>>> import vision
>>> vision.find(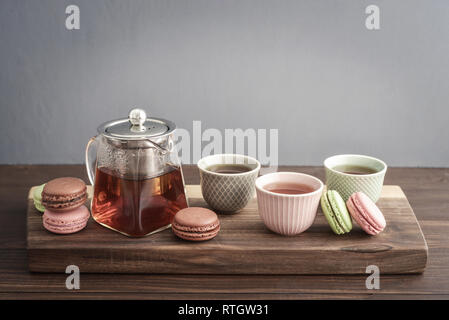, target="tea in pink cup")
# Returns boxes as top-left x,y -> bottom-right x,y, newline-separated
255,172 -> 324,236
